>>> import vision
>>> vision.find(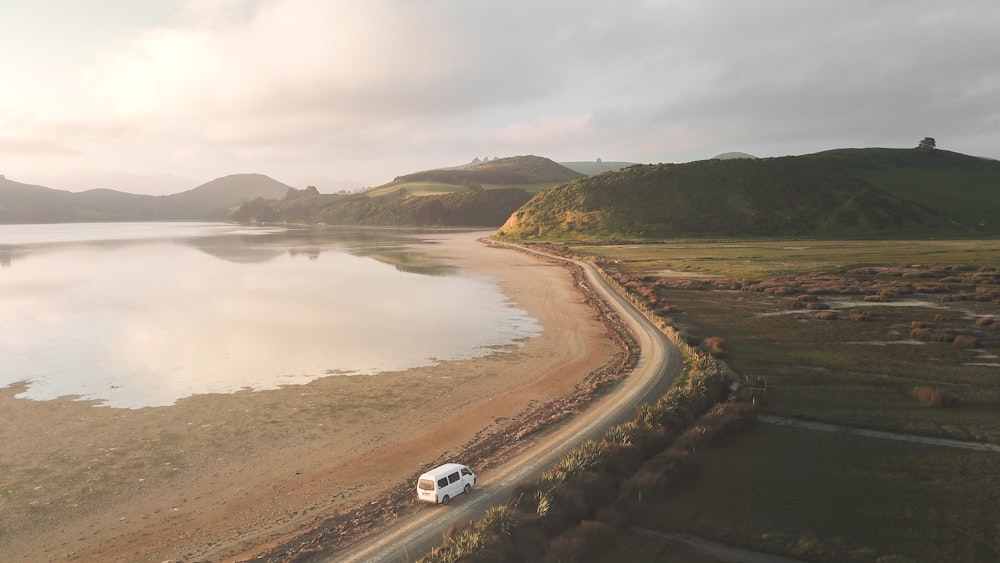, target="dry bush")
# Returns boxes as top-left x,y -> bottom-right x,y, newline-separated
777,298 -> 805,309
976,289 -> 1000,302
679,403 -> 755,451
911,328 -> 956,343
764,285 -> 798,296
864,294 -> 891,302
813,311 -> 838,321
934,313 -> 947,321
975,317 -> 996,328
700,336 -> 726,357
848,309 -> 875,321
543,520 -> 613,563
805,302 -> 830,310
911,321 -> 934,329
952,334 -> 979,348
619,448 -> 697,503
912,386 -> 958,407
796,294 -> 819,303
595,507 -> 628,531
